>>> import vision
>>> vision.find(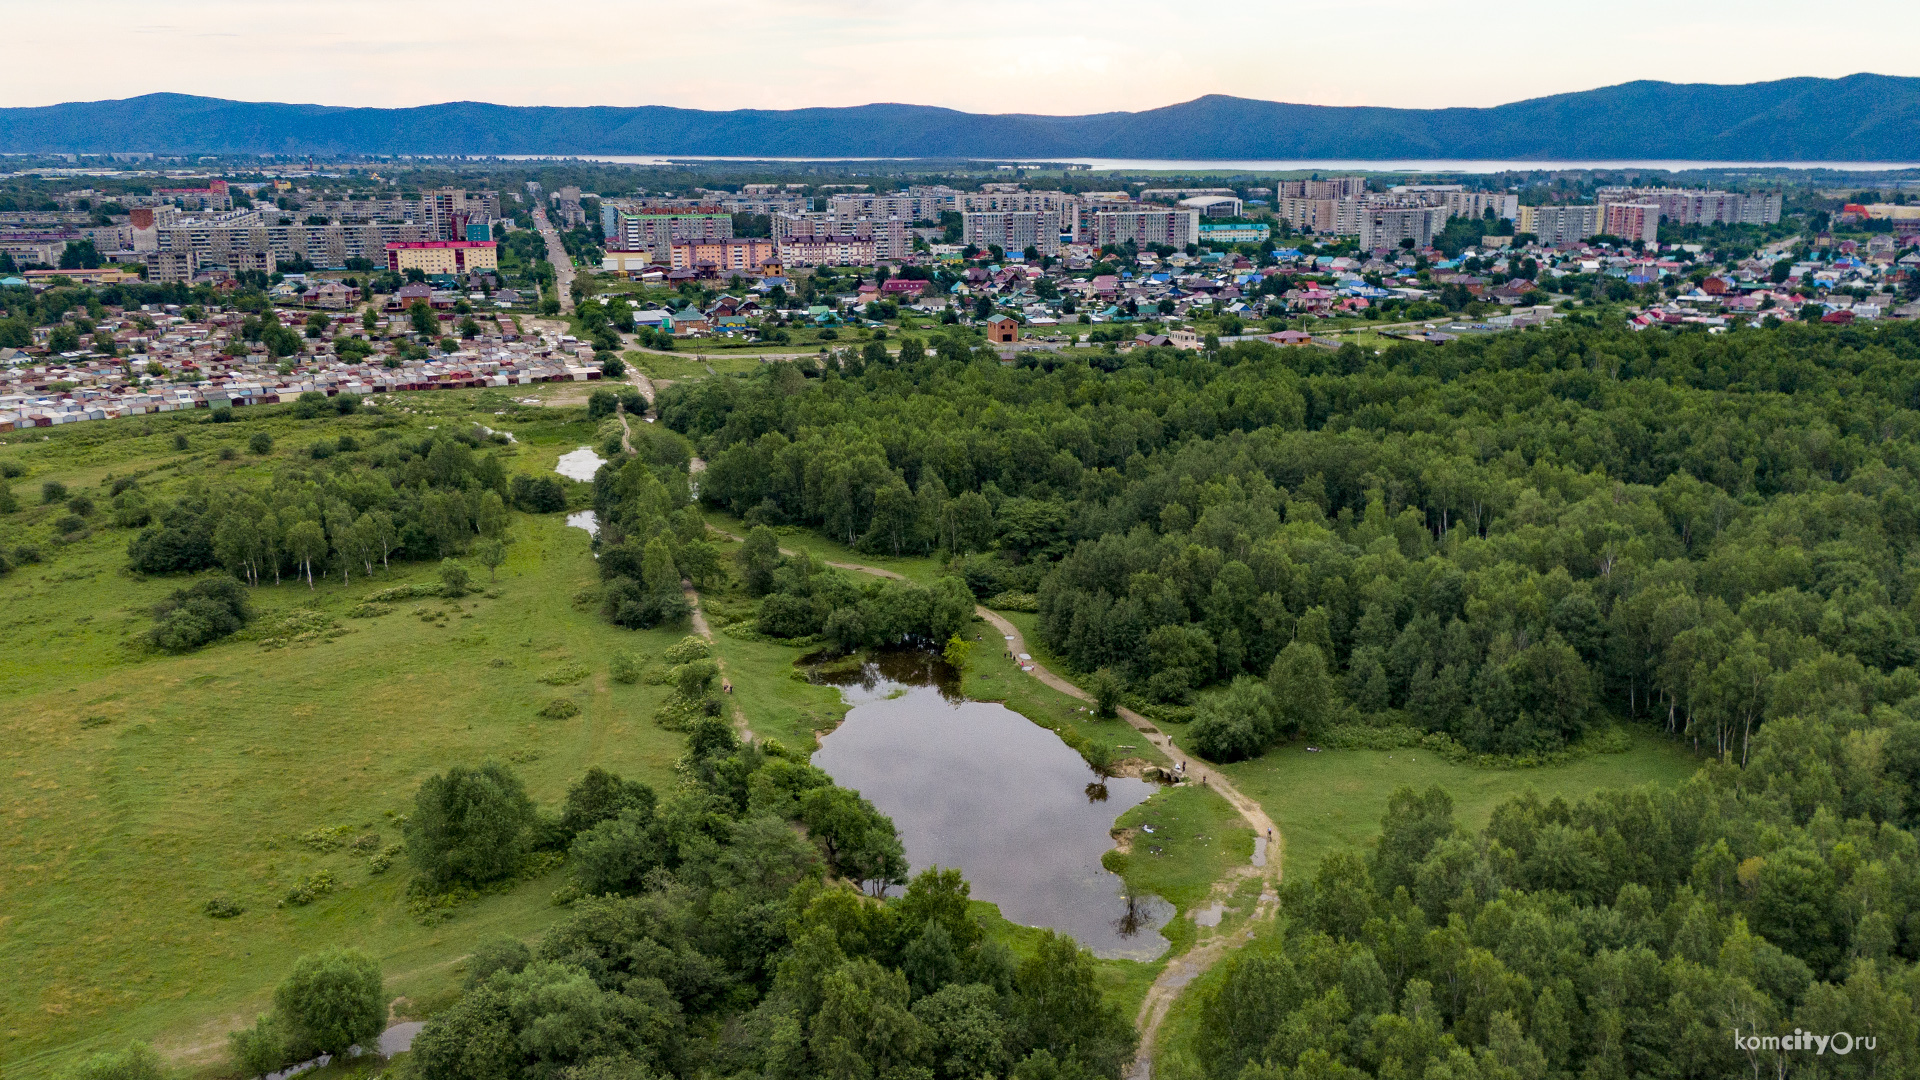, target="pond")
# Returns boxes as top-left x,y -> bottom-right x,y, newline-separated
810,652 -> 1174,960
566,510 -> 599,537
554,445 -> 606,481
